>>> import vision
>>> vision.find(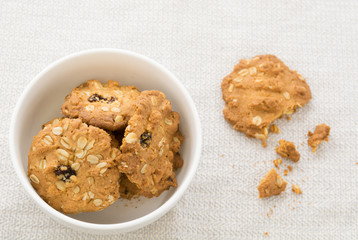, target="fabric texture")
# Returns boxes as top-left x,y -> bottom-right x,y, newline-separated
1,0 -> 357,239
